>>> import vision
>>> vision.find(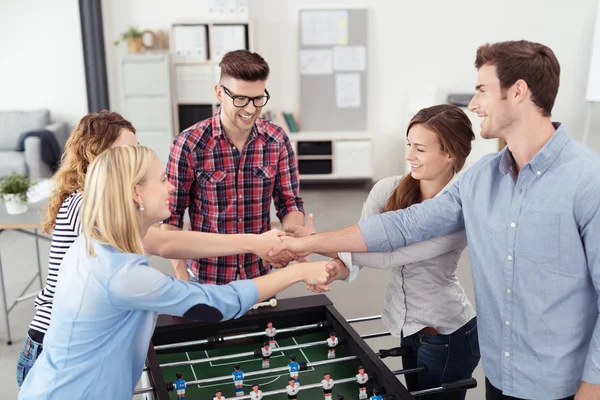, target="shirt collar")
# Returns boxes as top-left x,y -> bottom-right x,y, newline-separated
211,107 -> 262,141
499,122 -> 569,177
